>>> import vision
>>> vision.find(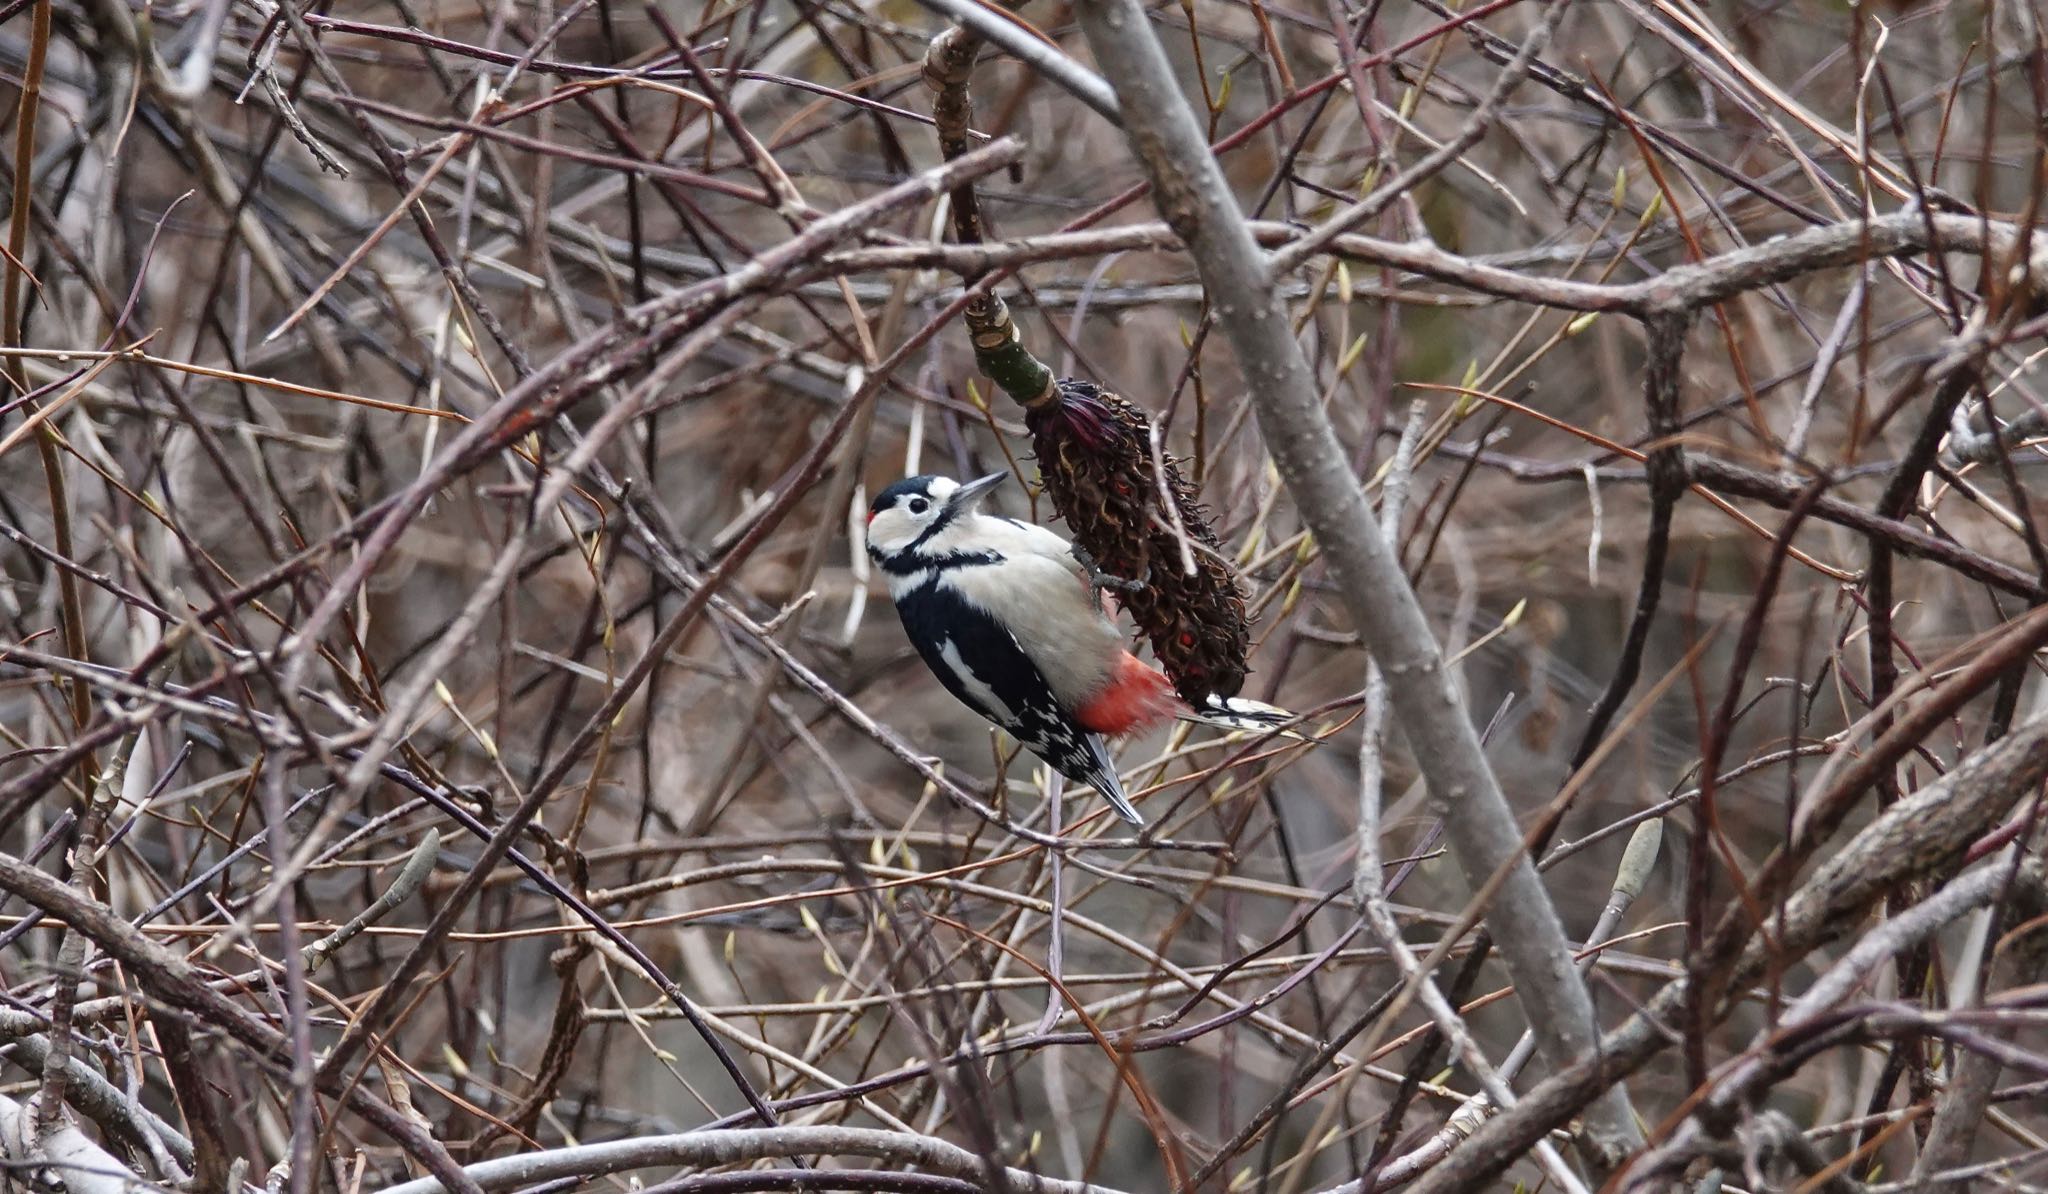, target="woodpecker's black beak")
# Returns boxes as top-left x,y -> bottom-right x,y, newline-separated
949,472 -> 1006,510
